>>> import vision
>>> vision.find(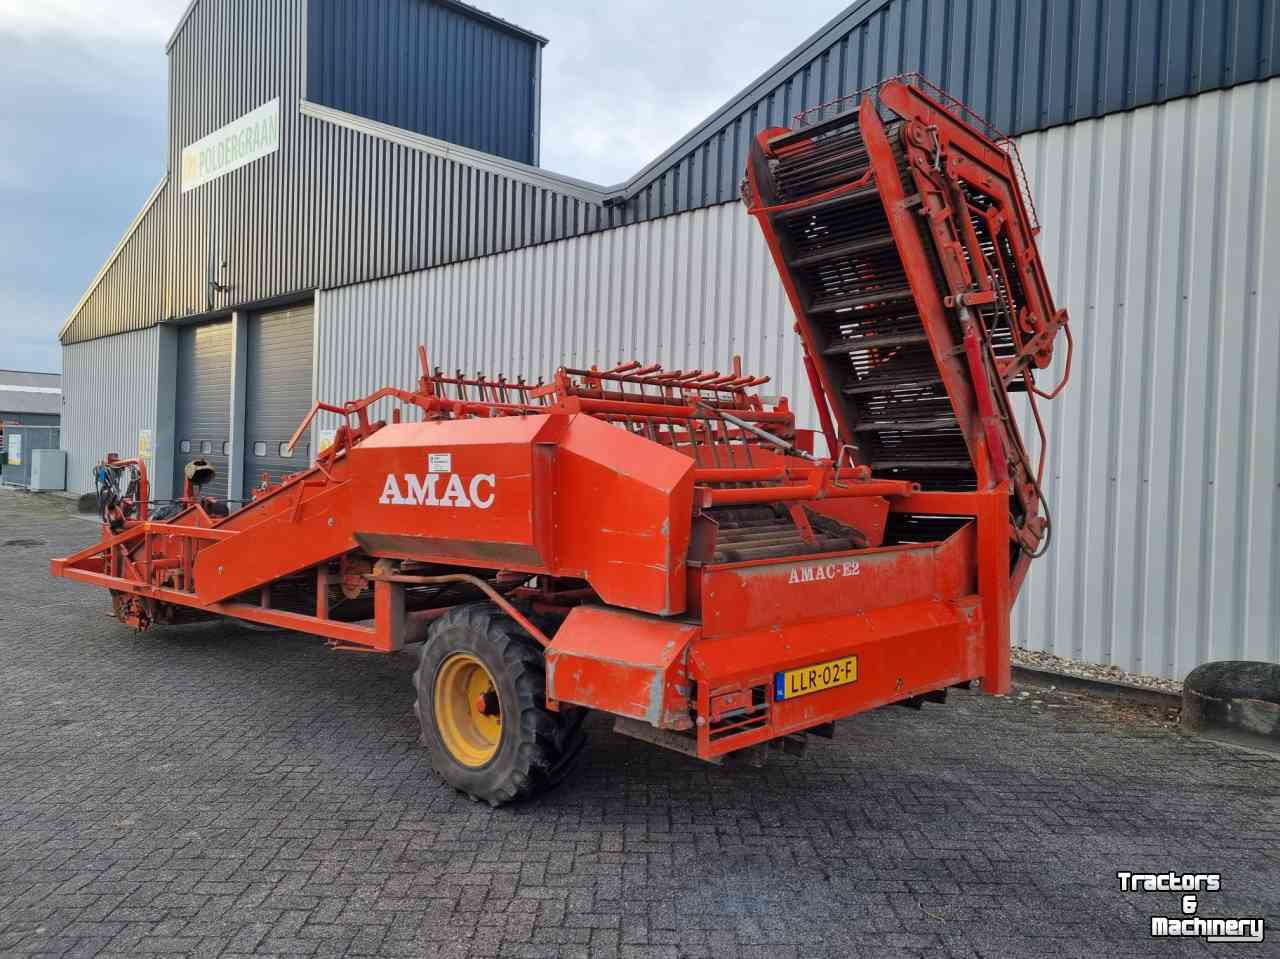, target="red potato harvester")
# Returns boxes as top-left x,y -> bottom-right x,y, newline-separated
53,76 -> 1071,804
